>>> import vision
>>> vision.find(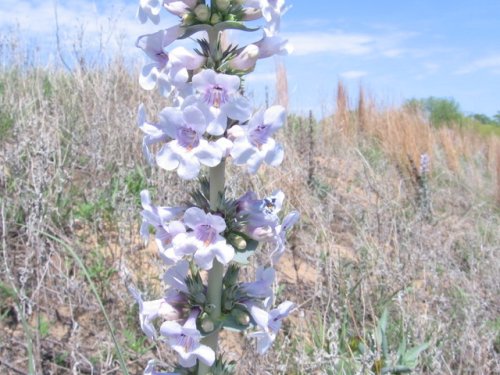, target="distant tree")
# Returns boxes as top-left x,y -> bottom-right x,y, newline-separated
493,111 -> 500,125
404,97 -> 463,127
469,113 -> 492,124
